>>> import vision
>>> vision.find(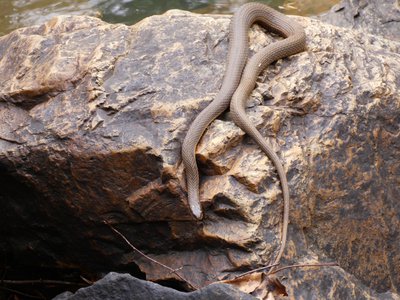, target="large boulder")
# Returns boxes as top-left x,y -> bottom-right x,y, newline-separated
318,0 -> 400,41
0,7 -> 399,300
